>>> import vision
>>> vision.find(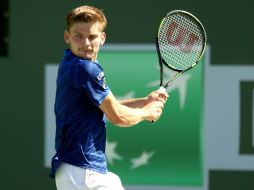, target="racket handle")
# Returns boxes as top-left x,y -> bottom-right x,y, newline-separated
158,86 -> 166,92
147,86 -> 167,124
148,120 -> 156,124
